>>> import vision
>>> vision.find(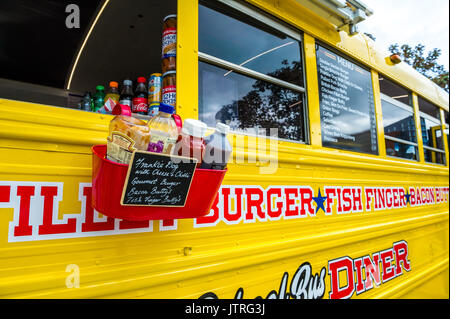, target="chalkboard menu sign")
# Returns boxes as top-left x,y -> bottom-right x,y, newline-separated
316,45 -> 378,154
120,151 -> 198,207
